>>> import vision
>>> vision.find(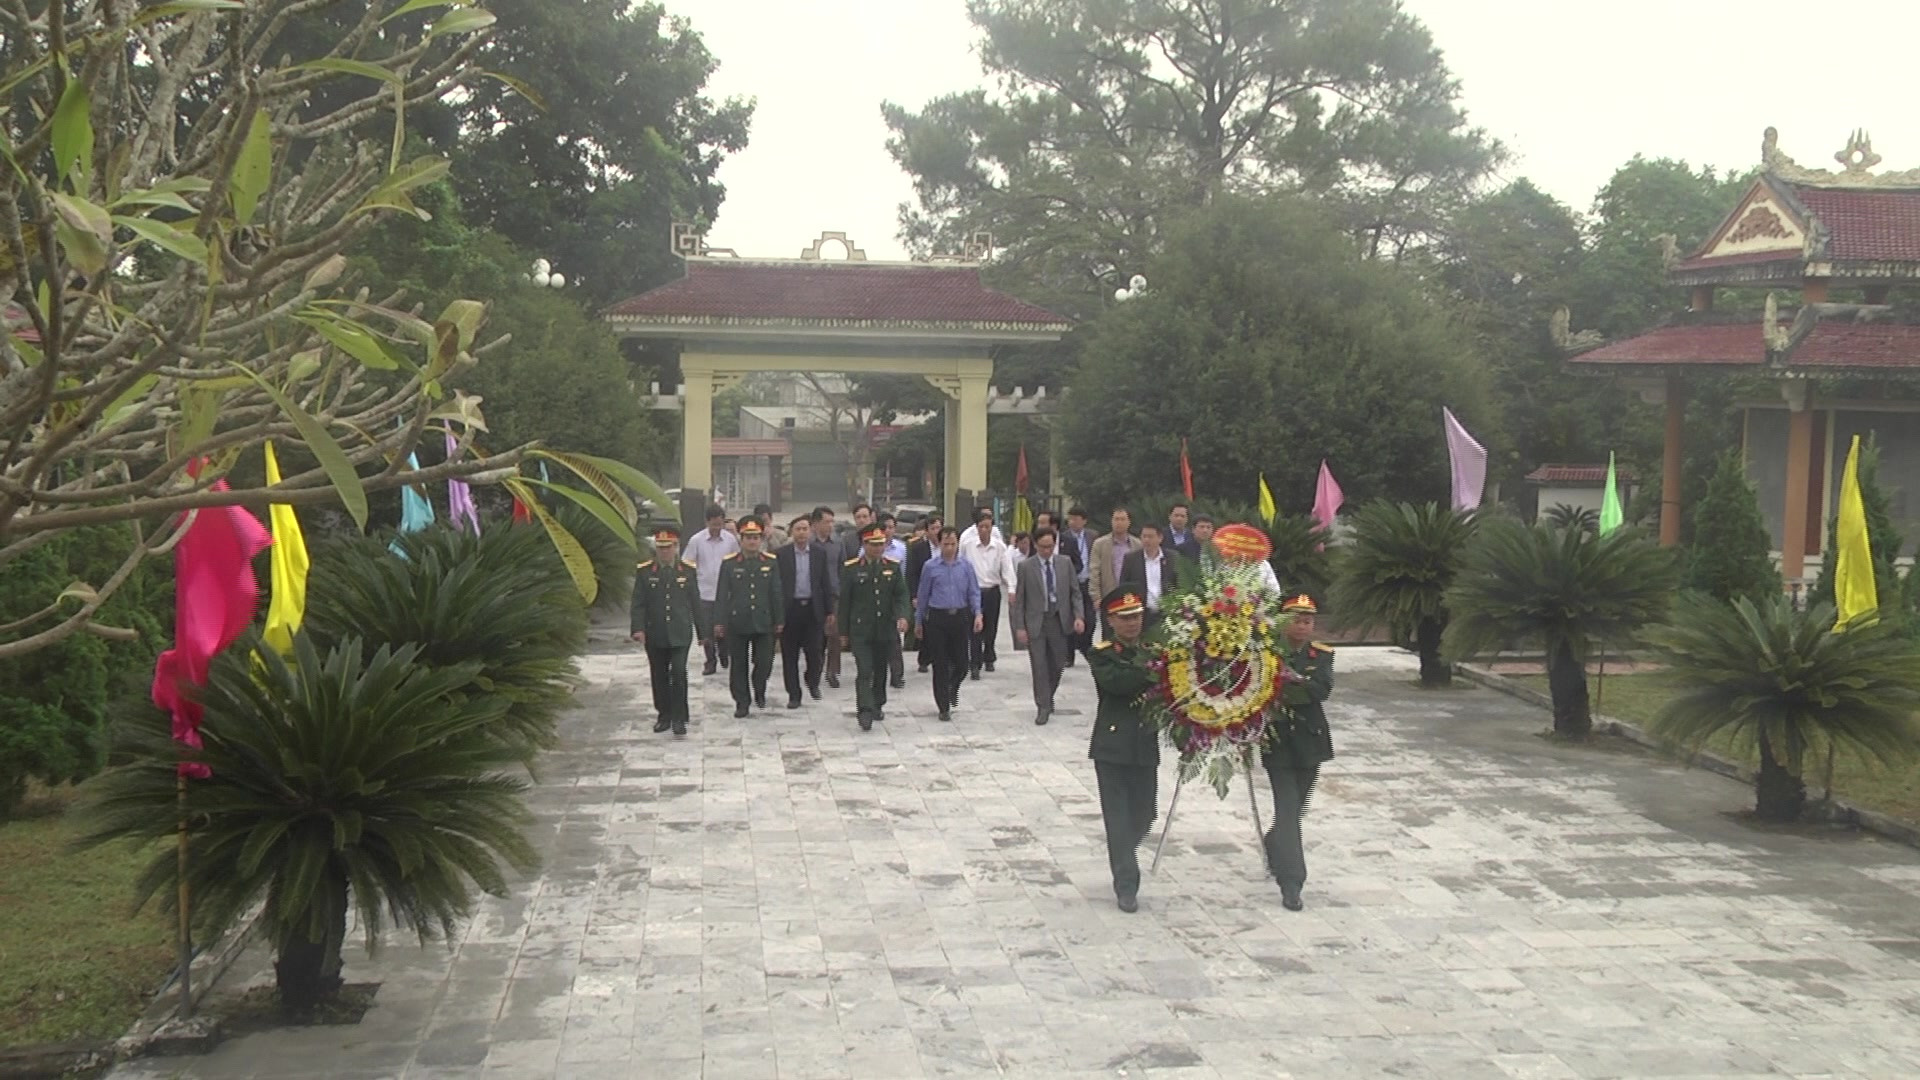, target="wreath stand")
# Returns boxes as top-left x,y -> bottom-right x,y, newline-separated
1150,747 -> 1265,875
